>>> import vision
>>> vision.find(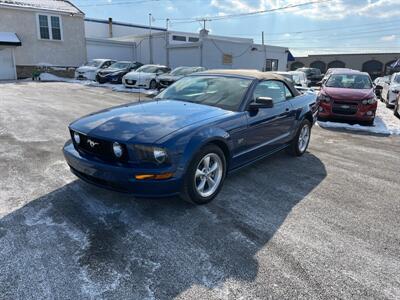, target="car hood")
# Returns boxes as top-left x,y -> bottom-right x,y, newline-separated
158,75 -> 181,81
390,83 -> 400,90
70,100 -> 230,144
76,66 -> 98,73
323,87 -> 374,100
124,72 -> 155,80
98,68 -> 126,75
